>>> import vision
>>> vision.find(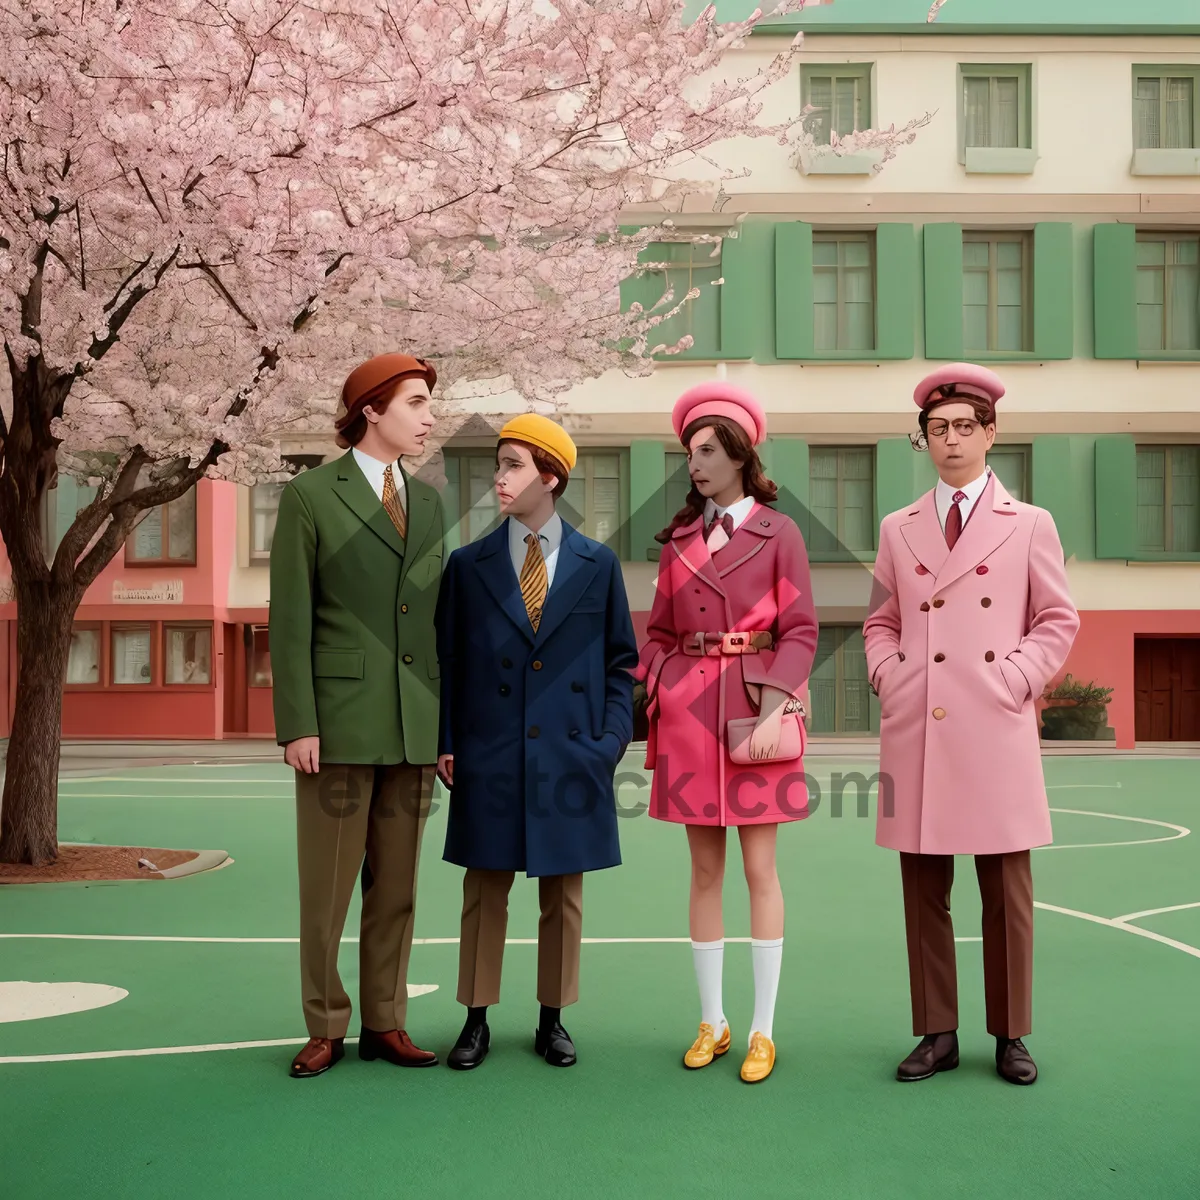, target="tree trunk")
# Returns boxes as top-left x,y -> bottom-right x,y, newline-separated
0,581 -> 76,865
